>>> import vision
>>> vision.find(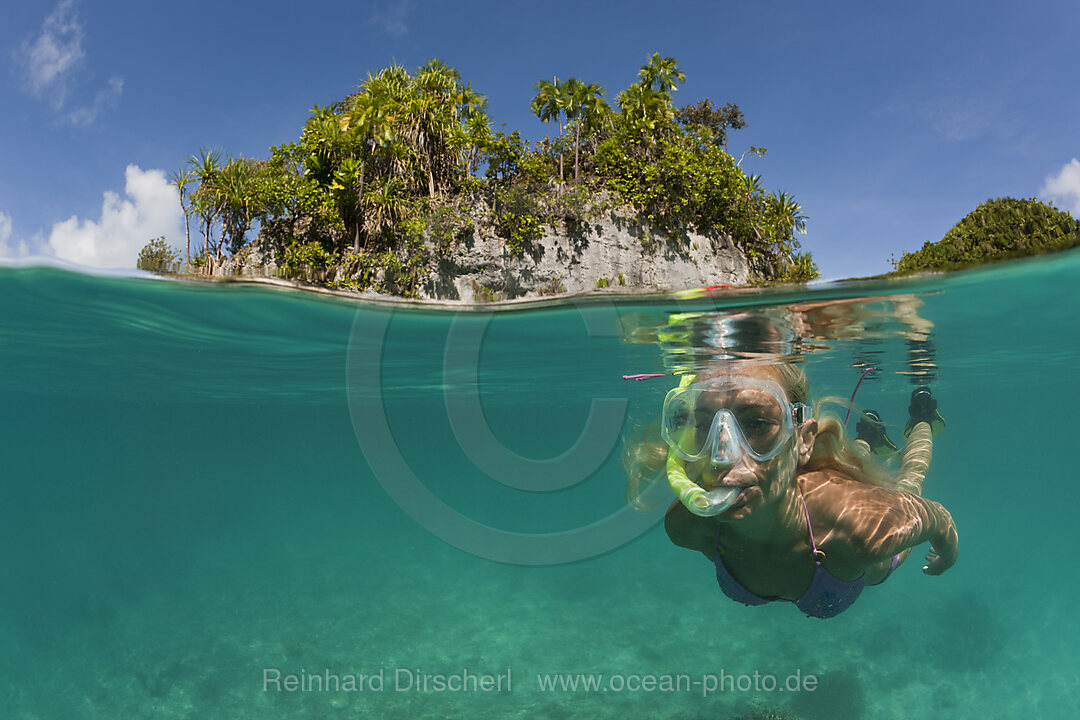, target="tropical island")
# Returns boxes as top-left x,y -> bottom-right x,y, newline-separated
888,197 -> 1080,275
138,54 -> 818,300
